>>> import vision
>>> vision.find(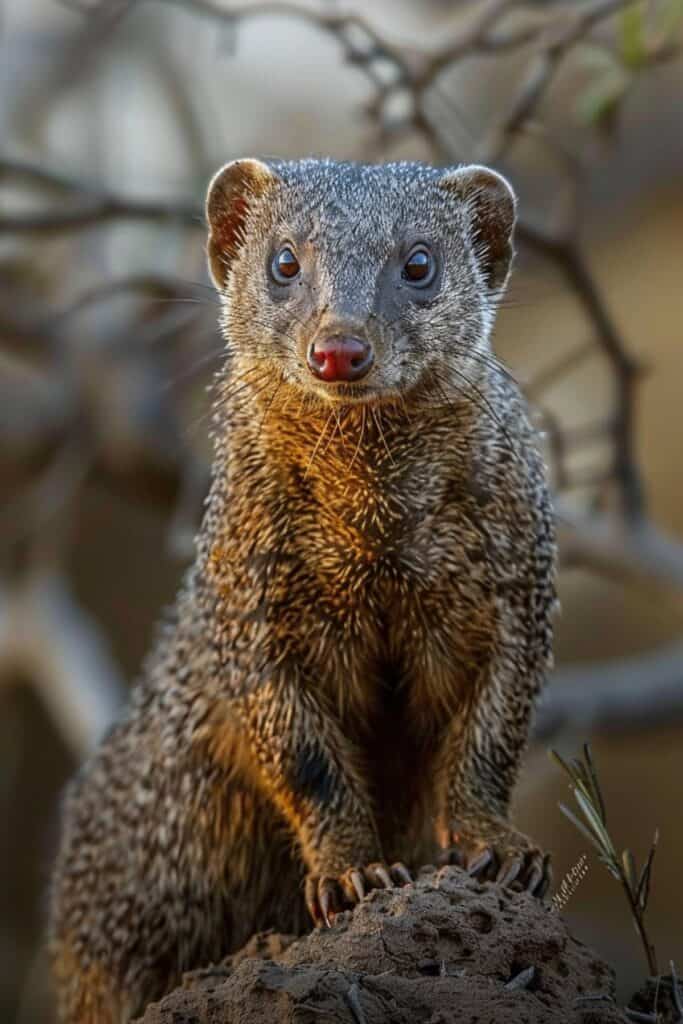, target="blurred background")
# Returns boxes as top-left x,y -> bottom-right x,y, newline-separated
1,0 -> 682,1020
